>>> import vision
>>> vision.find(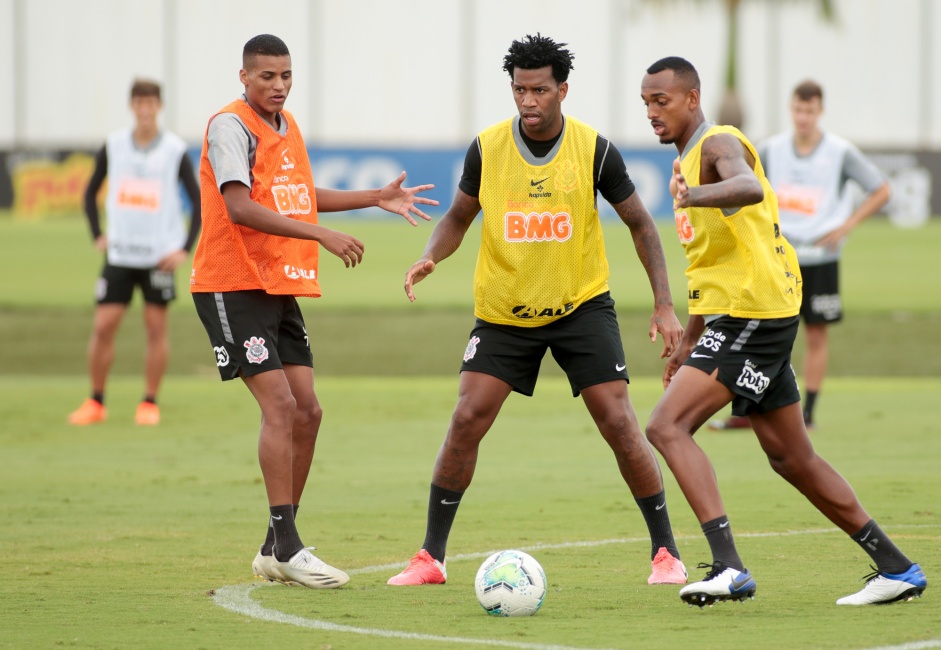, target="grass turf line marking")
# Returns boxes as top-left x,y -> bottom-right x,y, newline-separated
213,583 -> 615,650
353,523 -> 938,575
212,524 -> 937,648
